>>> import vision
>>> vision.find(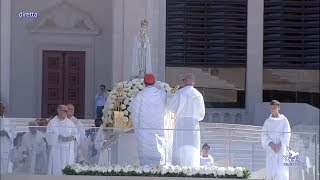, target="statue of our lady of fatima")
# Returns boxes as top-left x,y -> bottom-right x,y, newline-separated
131,19 -> 152,78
